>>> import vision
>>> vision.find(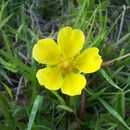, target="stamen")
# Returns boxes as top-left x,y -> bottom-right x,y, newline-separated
59,60 -> 71,71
